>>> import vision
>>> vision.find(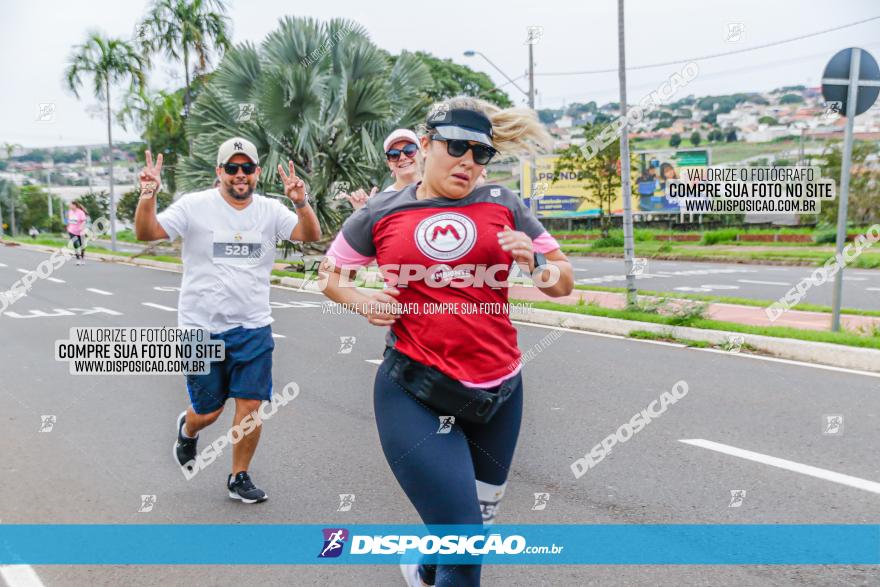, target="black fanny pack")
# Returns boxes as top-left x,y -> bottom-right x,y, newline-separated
382,347 -> 517,424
